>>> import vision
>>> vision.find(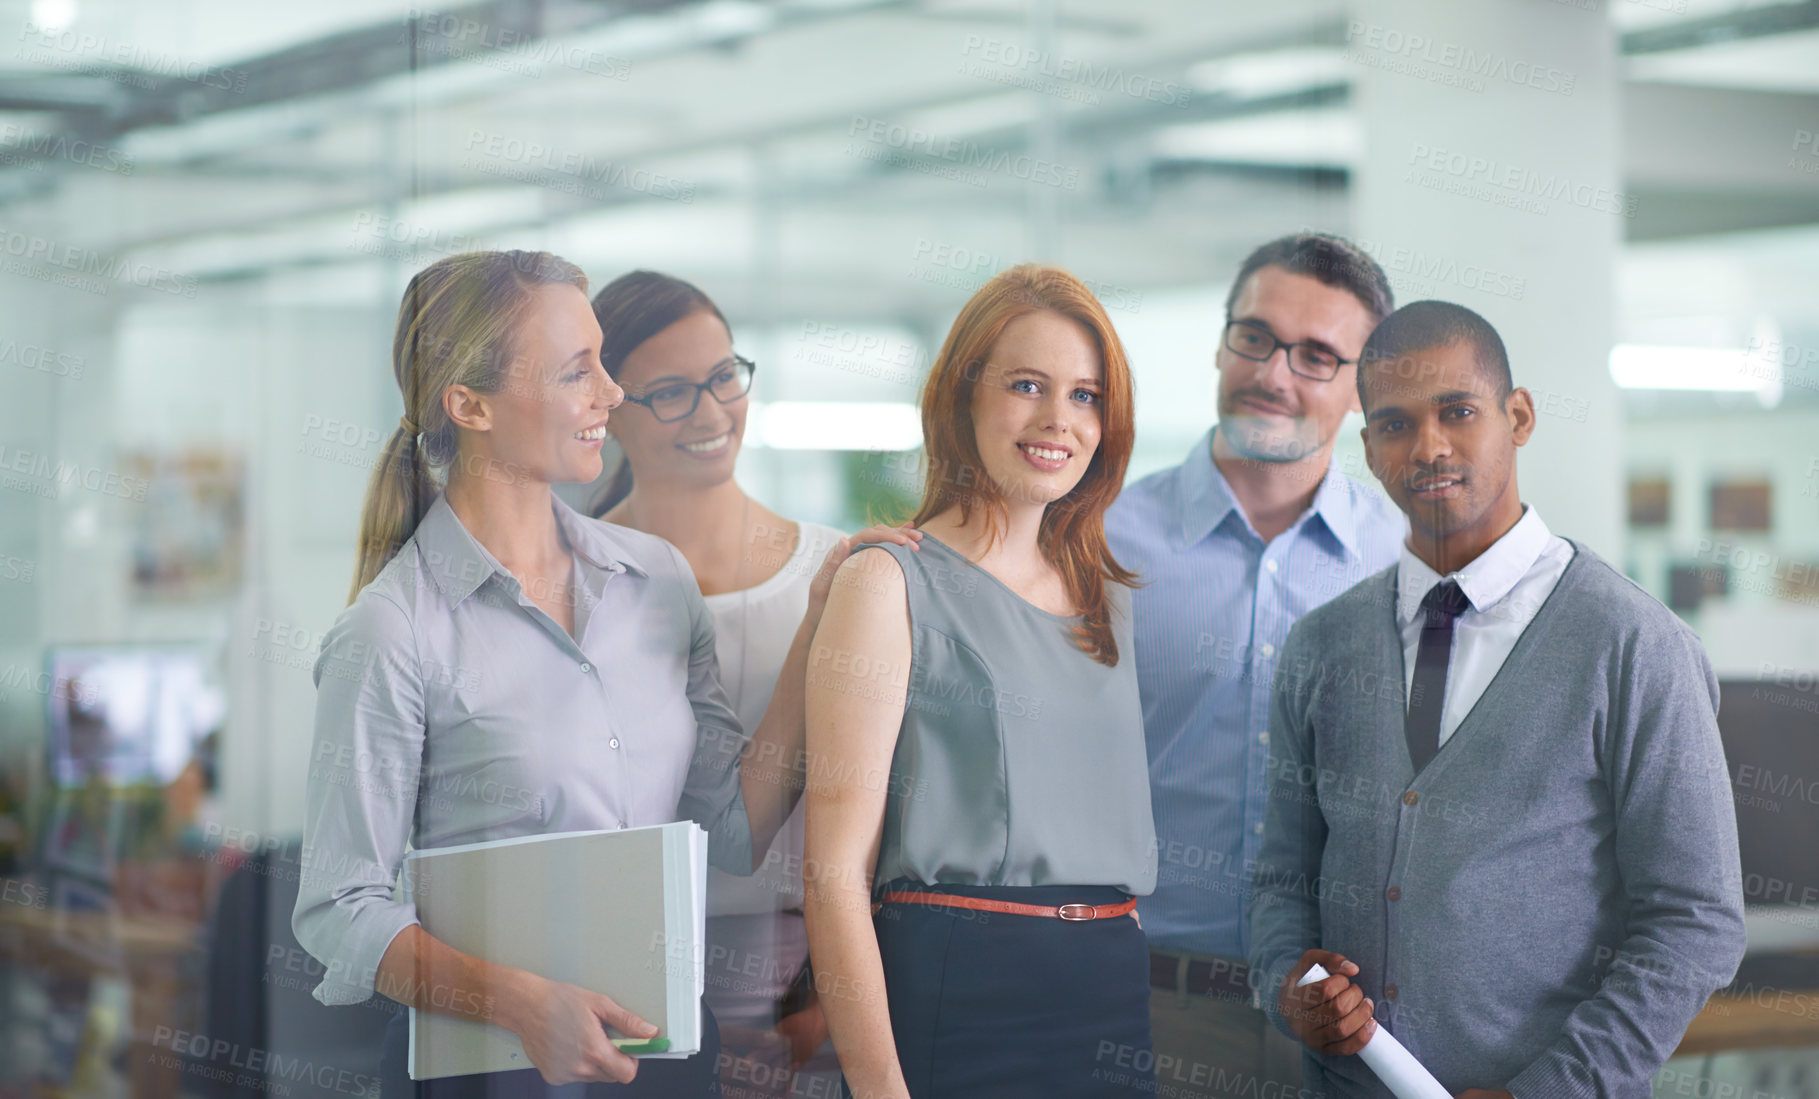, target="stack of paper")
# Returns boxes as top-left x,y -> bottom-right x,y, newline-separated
403,822 -> 709,1080
1297,963 -> 1451,1099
